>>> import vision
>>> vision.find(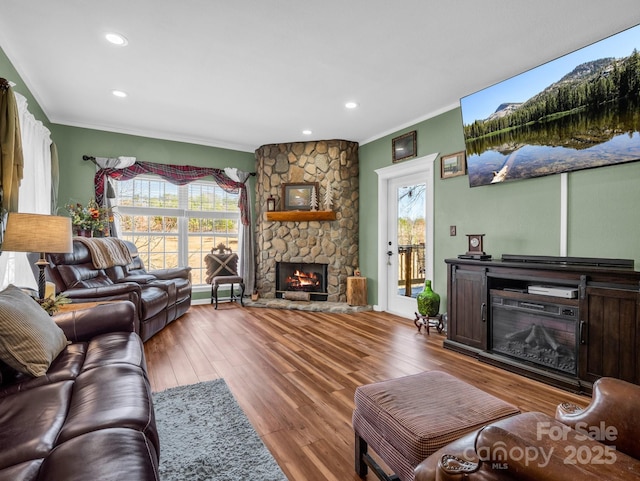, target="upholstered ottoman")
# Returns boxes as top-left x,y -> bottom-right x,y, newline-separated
352,371 -> 520,481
